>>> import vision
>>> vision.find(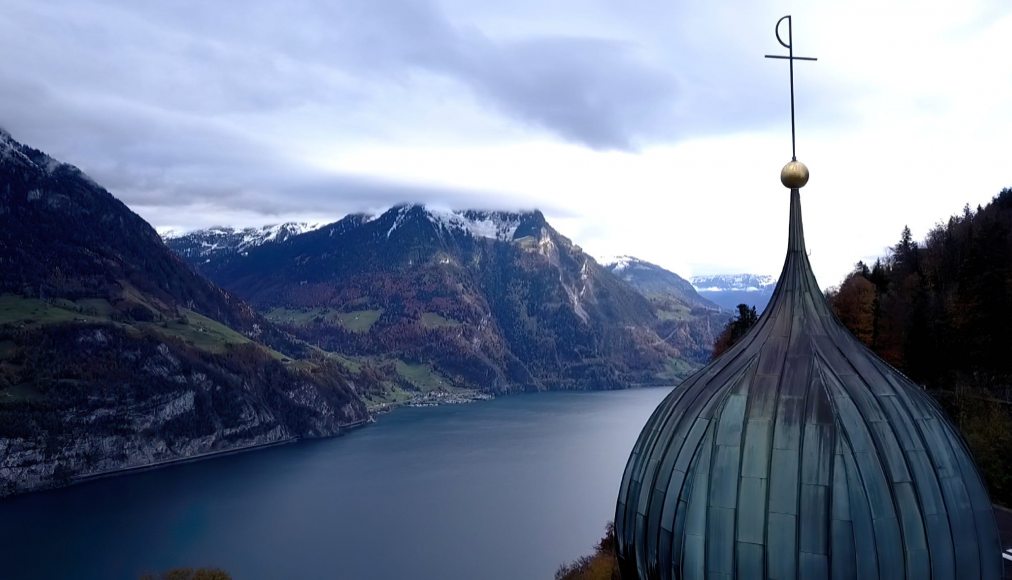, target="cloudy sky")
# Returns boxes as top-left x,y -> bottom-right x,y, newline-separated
2,0 -> 1010,286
